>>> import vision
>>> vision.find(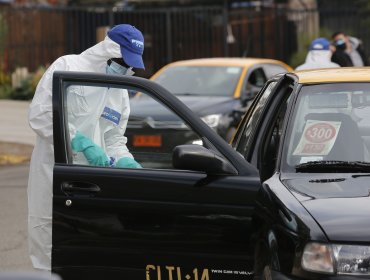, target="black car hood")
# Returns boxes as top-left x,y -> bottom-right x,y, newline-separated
129,95 -> 239,119
283,175 -> 370,242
